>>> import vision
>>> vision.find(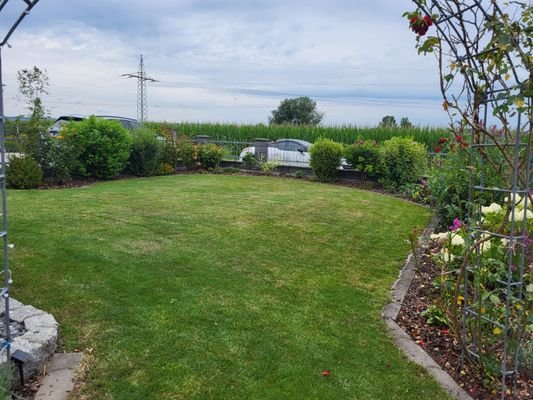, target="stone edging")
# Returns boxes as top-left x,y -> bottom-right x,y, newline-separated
1,298 -> 58,382
382,216 -> 473,400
